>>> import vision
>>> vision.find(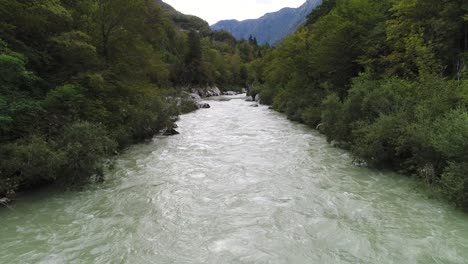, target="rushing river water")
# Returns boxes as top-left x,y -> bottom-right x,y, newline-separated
1,96 -> 468,264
